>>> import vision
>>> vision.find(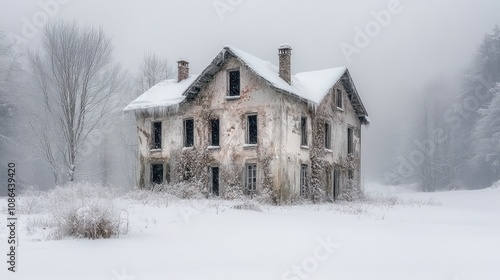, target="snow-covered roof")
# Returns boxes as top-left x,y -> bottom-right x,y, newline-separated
123,75 -> 199,111
223,46 -> 348,104
124,45 -> 368,123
